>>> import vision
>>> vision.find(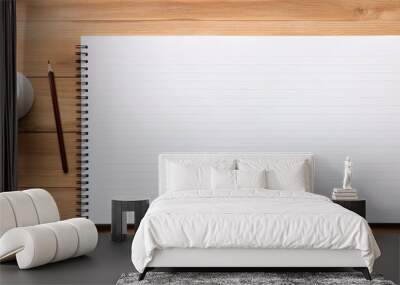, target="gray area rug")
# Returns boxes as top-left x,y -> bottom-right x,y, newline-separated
117,272 -> 396,285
